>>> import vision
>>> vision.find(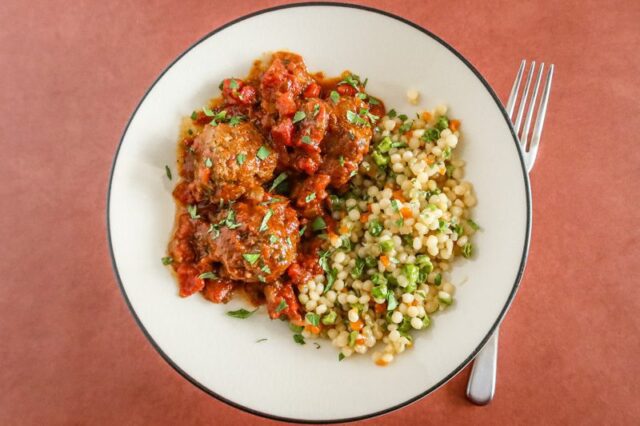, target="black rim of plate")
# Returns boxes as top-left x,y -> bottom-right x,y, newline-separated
106,2 -> 532,423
